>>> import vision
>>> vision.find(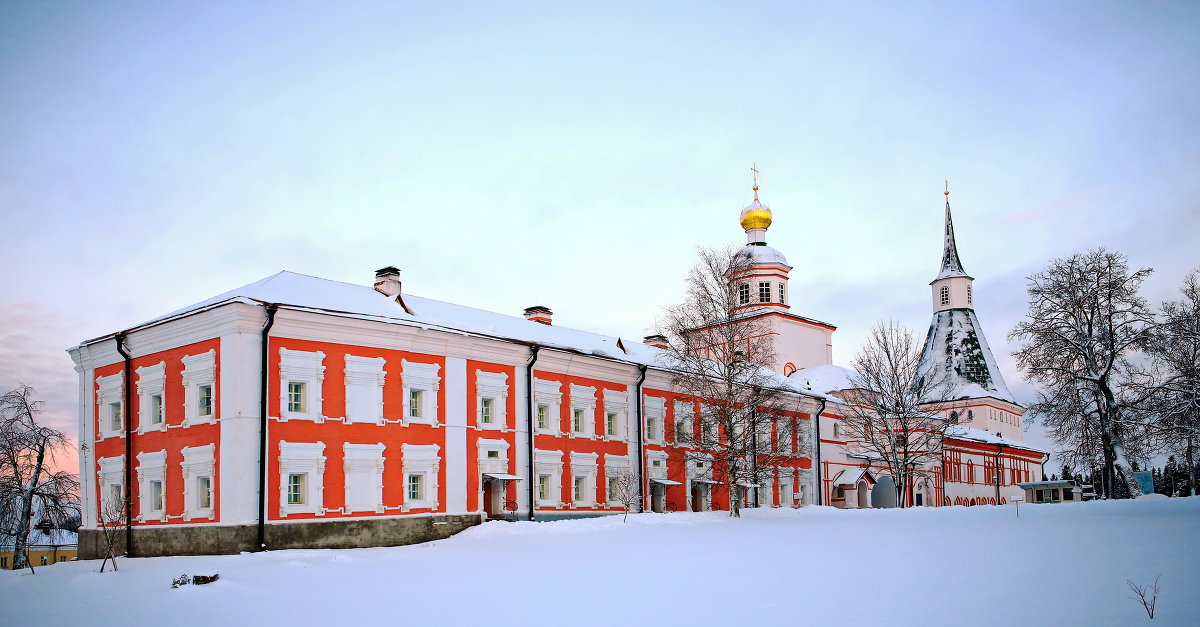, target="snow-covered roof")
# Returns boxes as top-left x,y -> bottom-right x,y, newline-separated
0,529 -> 78,549
945,425 -> 1045,454
83,271 -> 822,398
86,271 -> 663,365
832,467 -> 873,486
916,308 -> 1016,404
740,244 -> 789,266
1017,480 -> 1075,489
789,364 -> 859,395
